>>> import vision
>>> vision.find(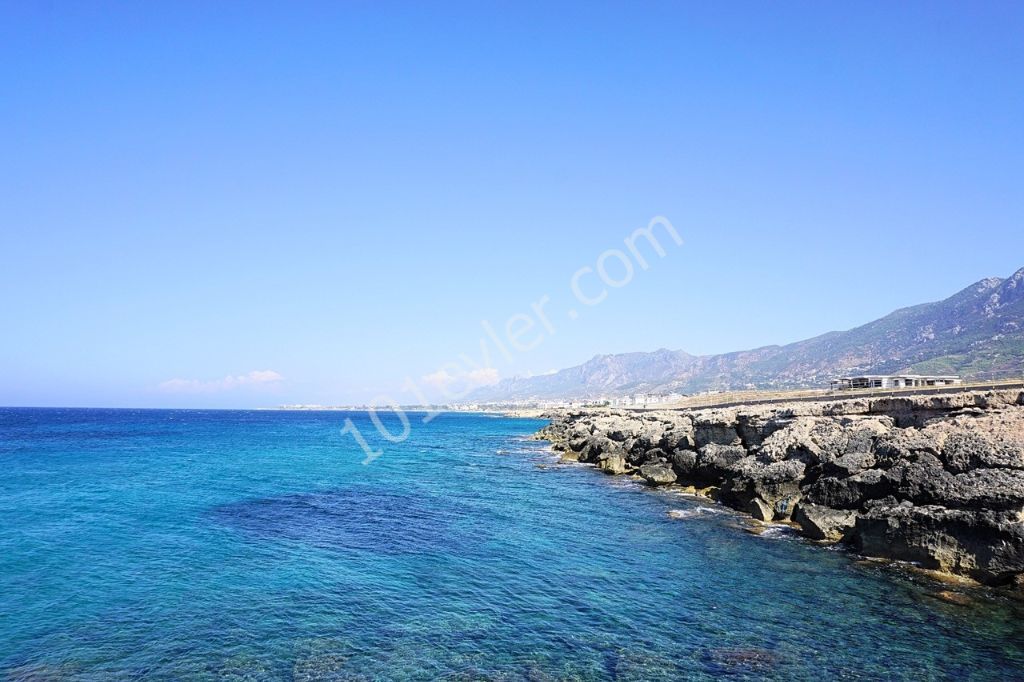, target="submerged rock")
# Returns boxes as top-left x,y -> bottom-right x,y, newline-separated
928,590 -> 974,606
706,646 -> 779,674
